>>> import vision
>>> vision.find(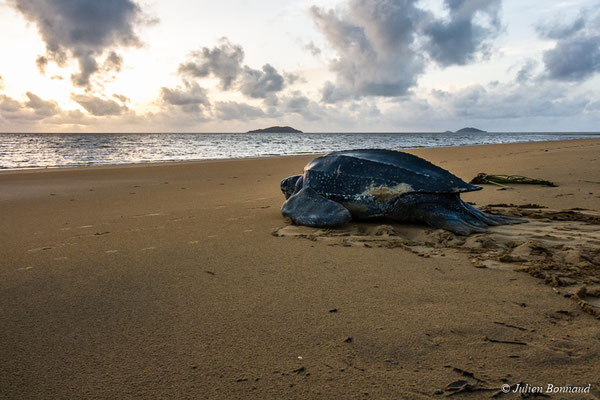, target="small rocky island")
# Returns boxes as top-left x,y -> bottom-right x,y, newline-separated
247,126 -> 303,133
454,127 -> 487,133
